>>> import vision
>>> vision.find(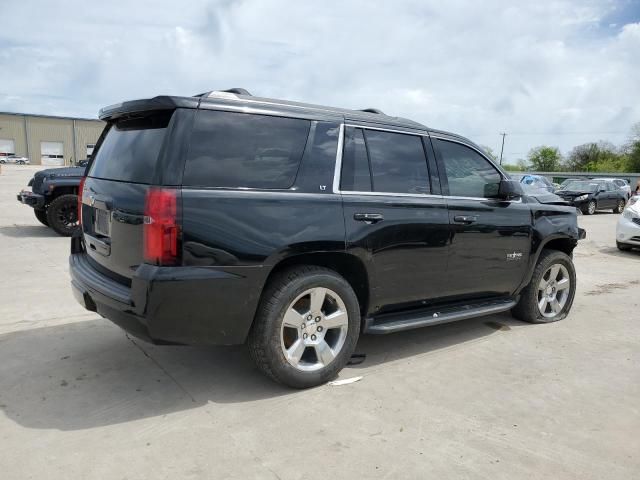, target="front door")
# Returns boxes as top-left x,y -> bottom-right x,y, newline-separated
432,136 -> 532,299
339,126 -> 450,314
